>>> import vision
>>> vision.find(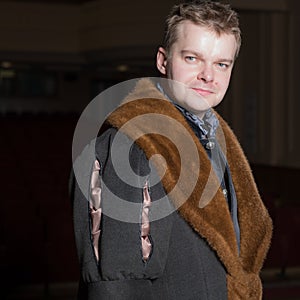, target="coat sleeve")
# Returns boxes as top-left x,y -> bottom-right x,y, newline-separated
72,127 -> 174,300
